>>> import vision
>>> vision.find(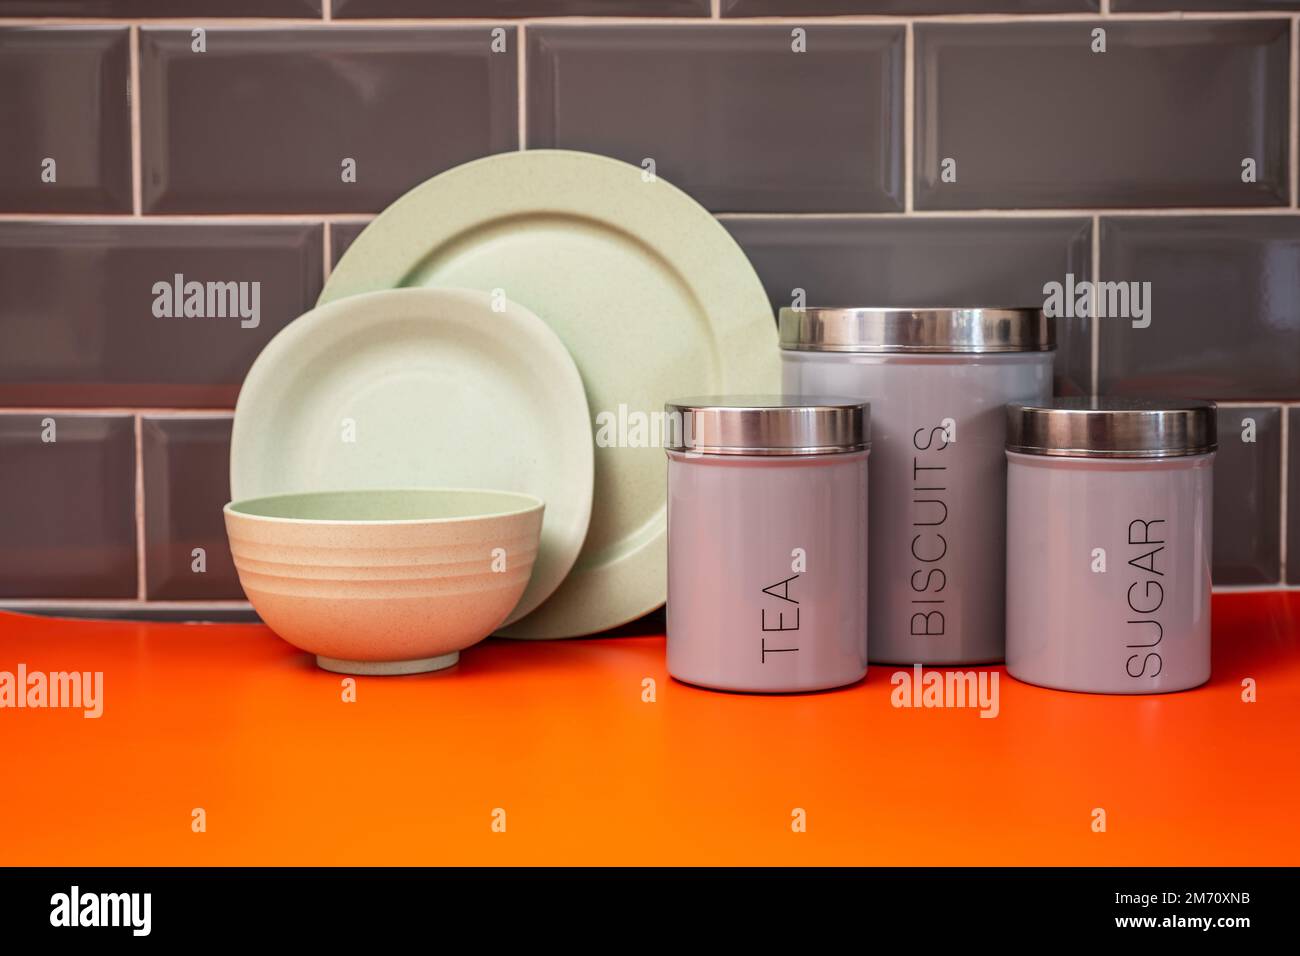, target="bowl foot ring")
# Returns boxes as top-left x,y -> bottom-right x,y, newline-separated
315,651 -> 460,676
